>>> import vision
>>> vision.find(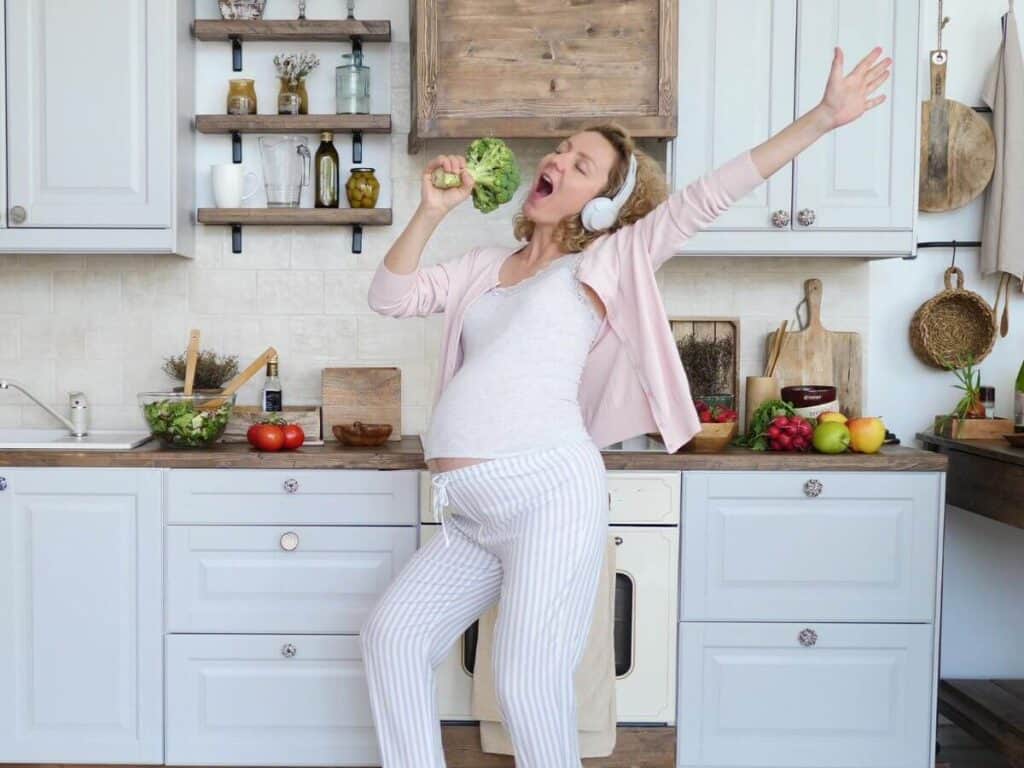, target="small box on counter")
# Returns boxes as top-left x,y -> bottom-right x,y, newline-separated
933,416 -> 1015,440
220,405 -> 322,444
